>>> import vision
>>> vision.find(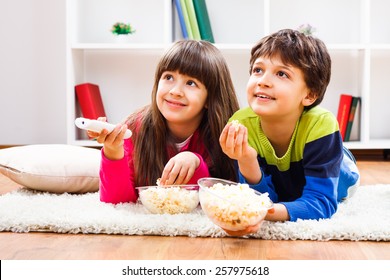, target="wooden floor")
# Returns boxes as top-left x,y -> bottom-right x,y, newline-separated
1,154 -> 389,260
